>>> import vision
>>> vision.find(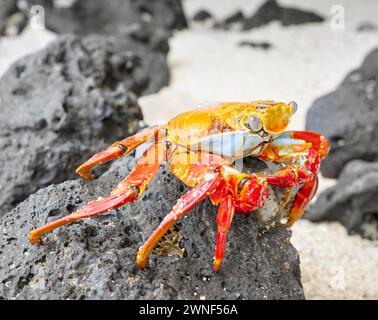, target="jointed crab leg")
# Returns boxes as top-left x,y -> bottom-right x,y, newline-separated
287,177 -> 318,226
214,194 -> 235,272
261,131 -> 329,225
136,171 -> 222,269
262,130 -> 328,187
76,126 -> 163,180
264,148 -> 320,188
29,143 -> 166,244
28,190 -> 136,245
